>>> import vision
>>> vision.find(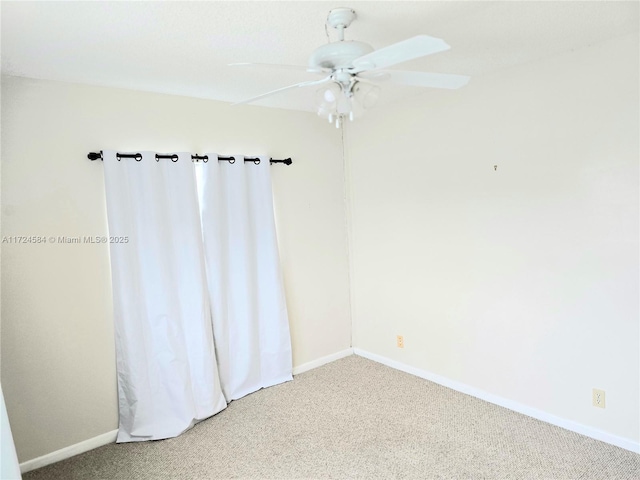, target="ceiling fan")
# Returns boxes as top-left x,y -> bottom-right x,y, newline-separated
231,7 -> 470,127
